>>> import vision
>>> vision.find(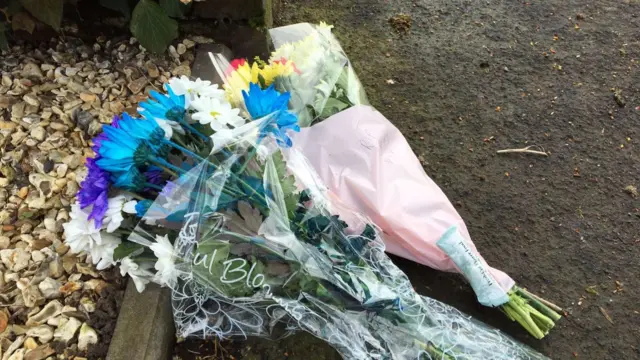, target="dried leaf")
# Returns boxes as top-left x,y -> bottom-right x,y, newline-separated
0,310 -> 8,333
599,307 -> 613,324
585,285 -> 599,295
